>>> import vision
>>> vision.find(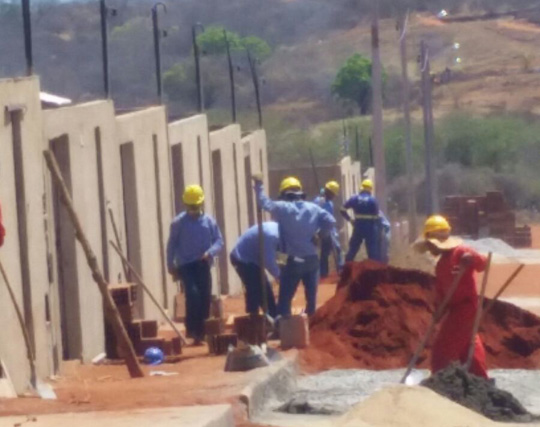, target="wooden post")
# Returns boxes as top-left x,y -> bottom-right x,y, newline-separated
43,150 -> 144,379
399,12 -> 417,242
108,208 -> 130,281
370,0 -> 387,213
